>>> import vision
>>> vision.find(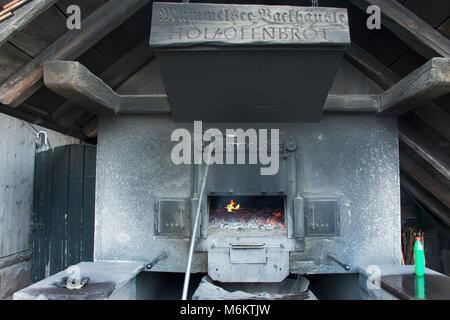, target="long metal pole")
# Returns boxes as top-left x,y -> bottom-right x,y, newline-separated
182,163 -> 210,300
